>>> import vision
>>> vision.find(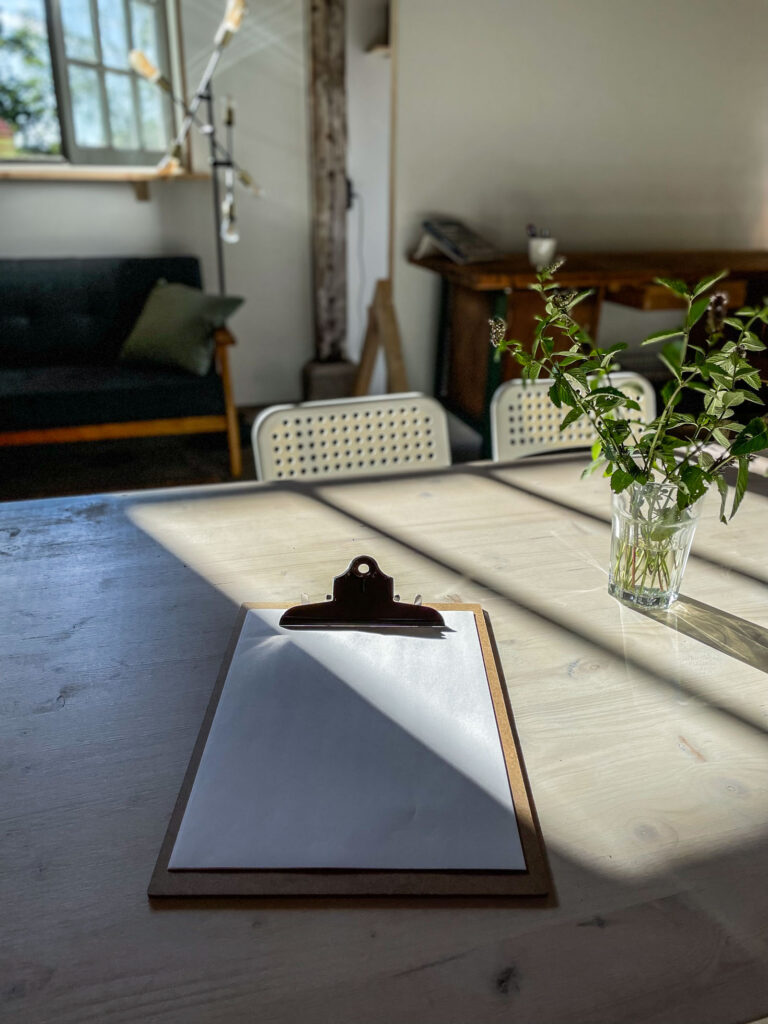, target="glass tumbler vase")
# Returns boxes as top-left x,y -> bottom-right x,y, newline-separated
608,482 -> 703,610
